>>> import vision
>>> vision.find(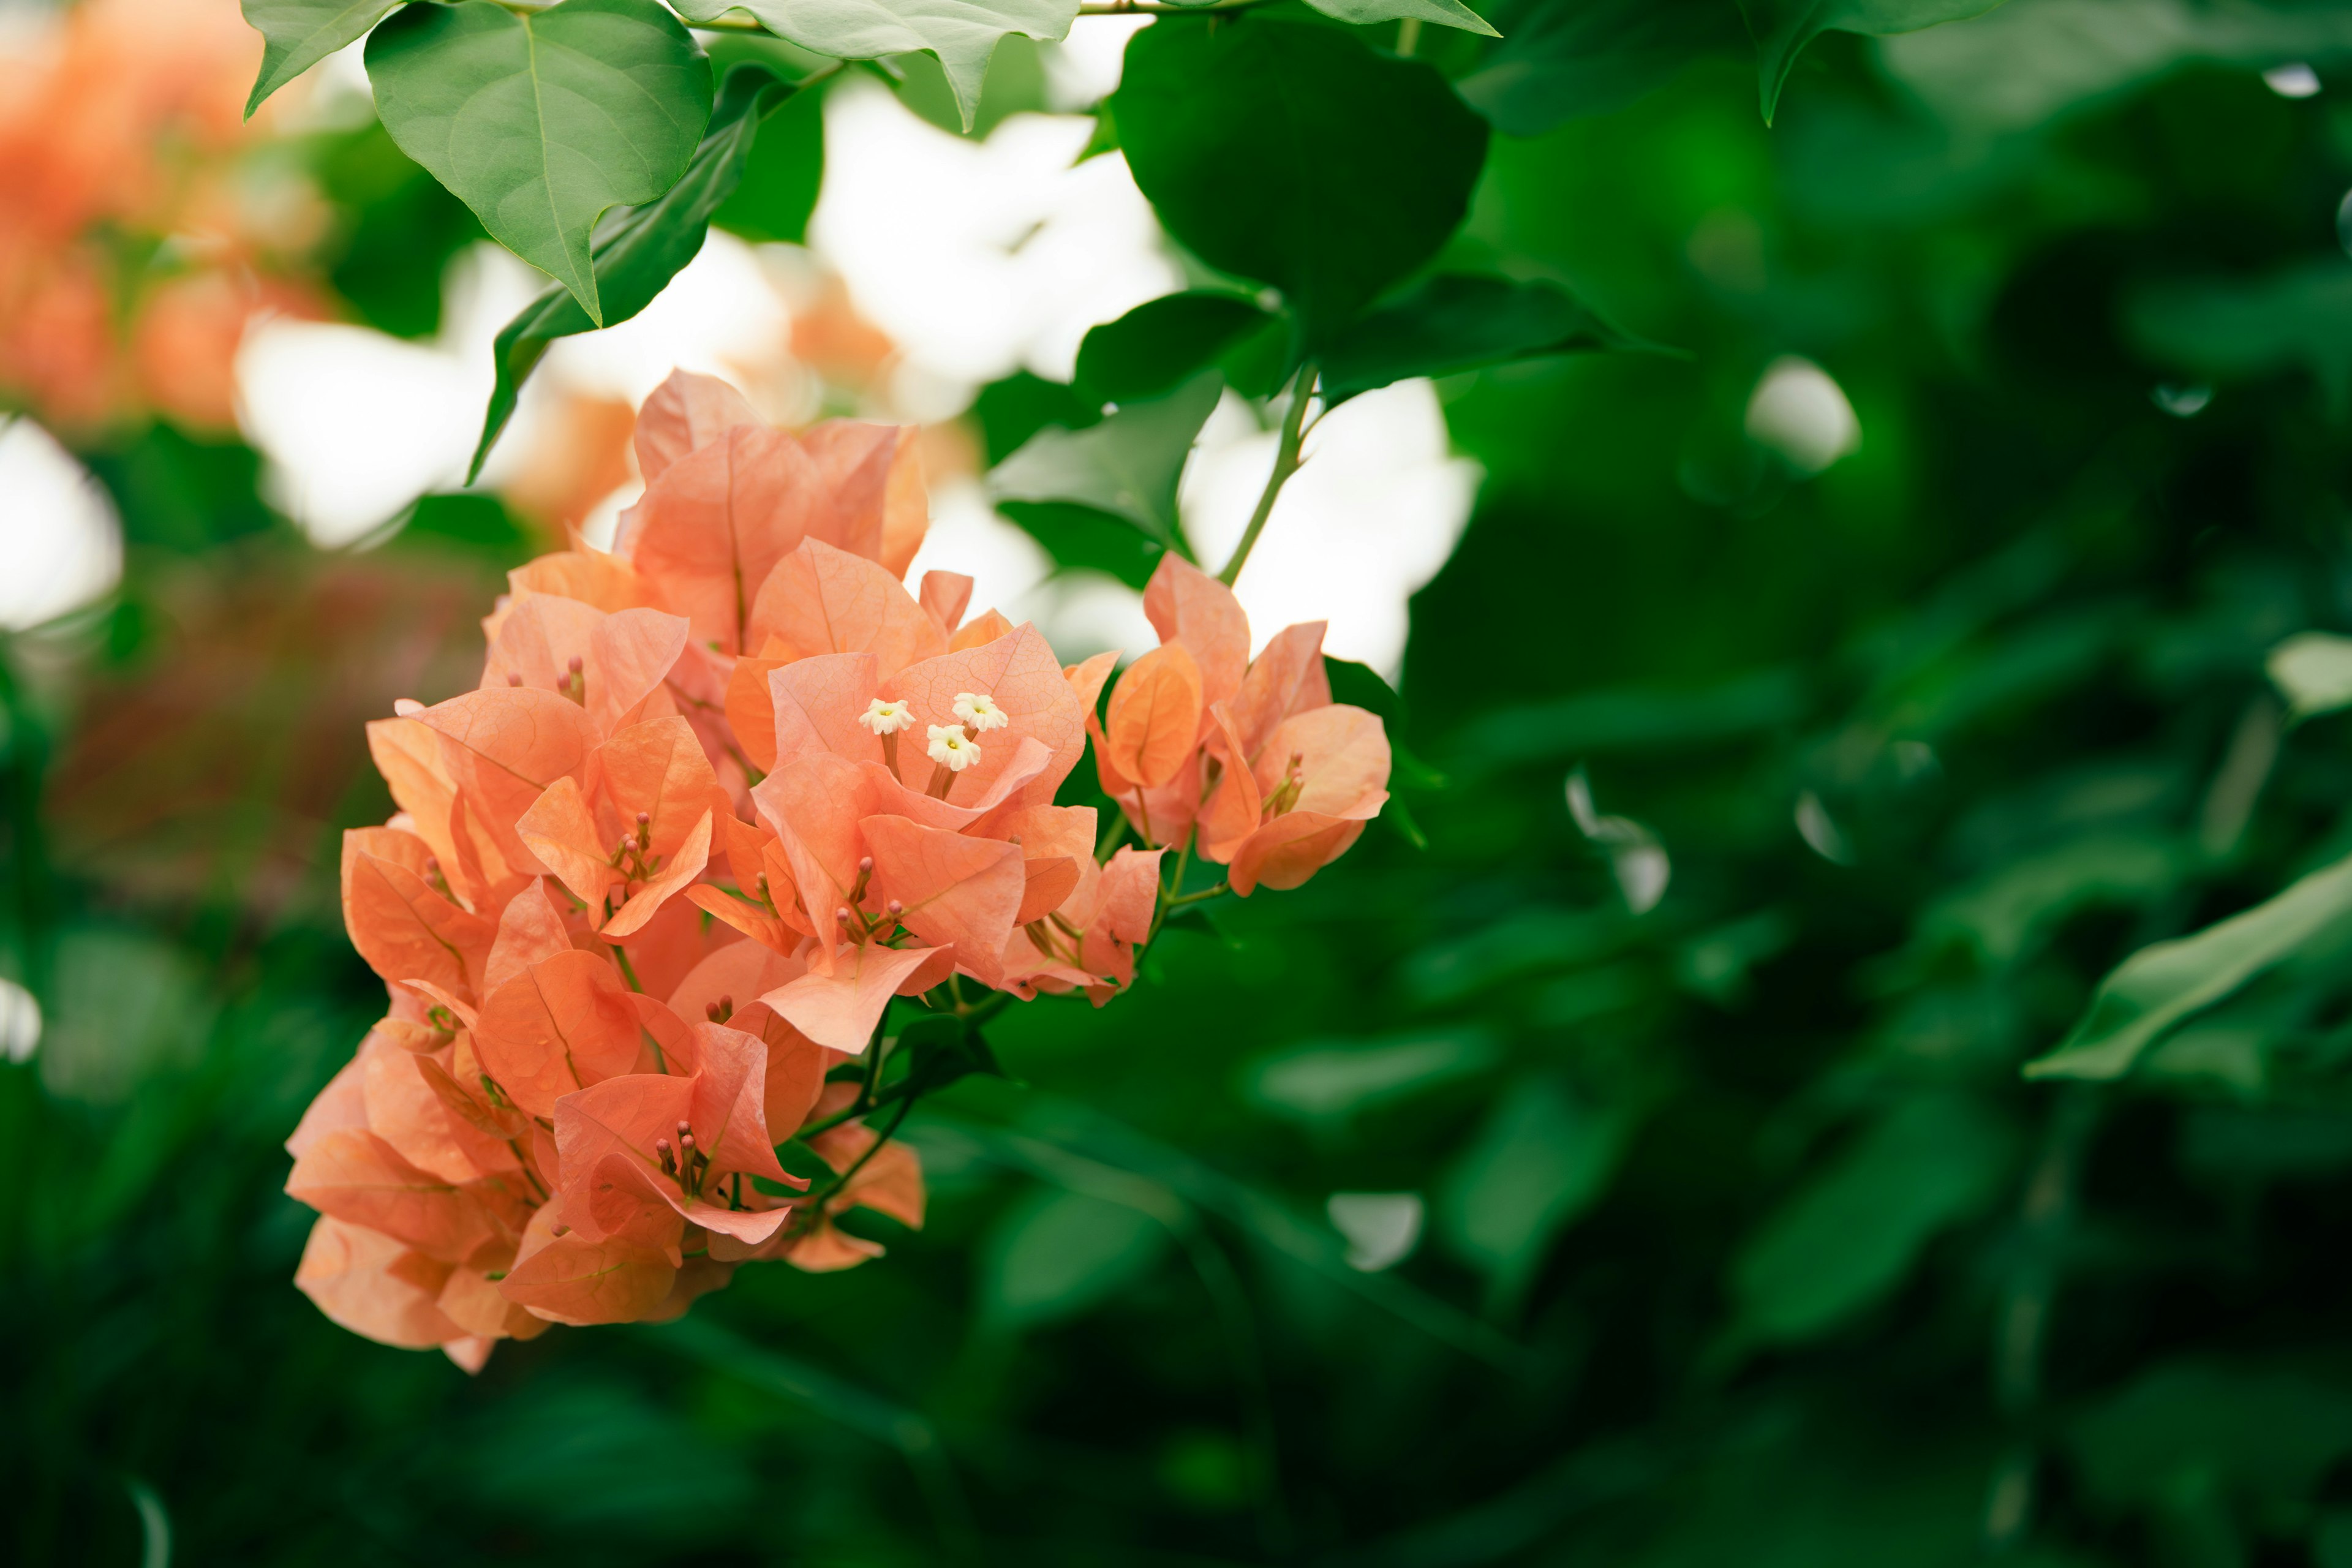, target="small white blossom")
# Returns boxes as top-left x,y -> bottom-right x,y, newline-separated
859,698 -> 913,735
927,724 -> 982,772
952,690 -> 1009,732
